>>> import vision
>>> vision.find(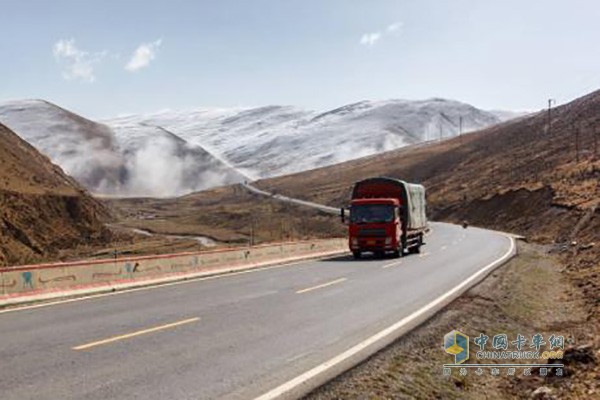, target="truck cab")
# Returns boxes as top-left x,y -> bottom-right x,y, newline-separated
348,198 -> 402,258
